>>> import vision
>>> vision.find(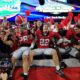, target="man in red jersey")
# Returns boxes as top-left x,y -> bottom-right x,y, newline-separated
11,29 -> 34,80
57,27 -> 80,61
29,23 -> 65,78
